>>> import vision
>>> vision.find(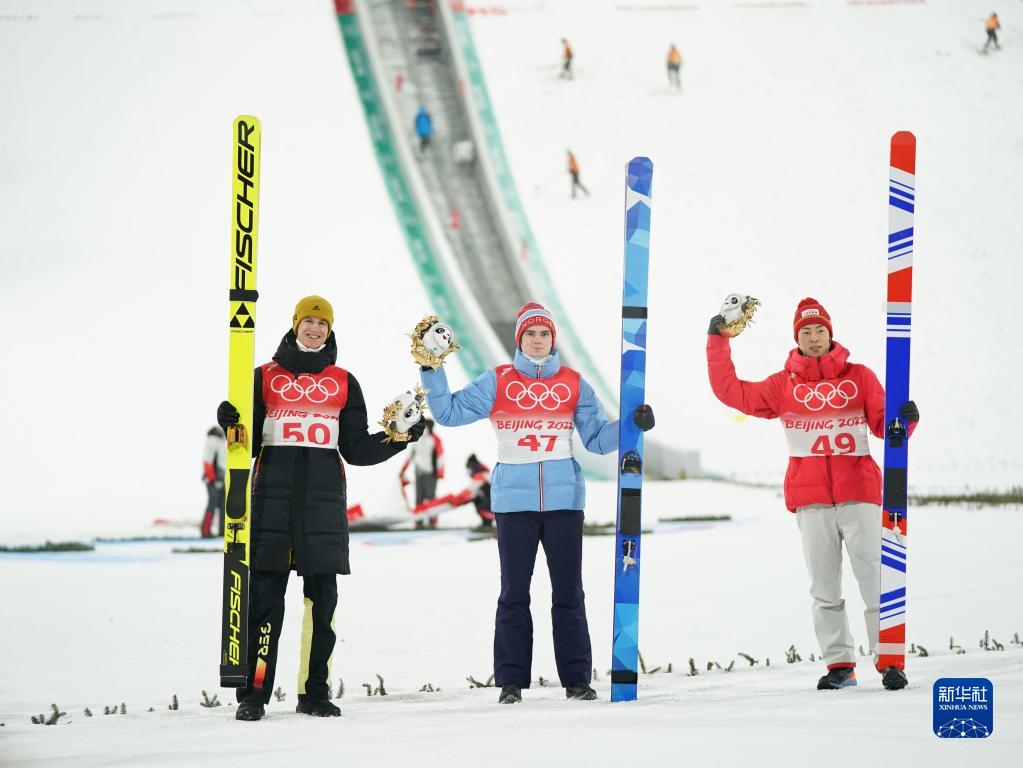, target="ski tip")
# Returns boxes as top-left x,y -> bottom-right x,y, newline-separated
890,132 -> 916,174
626,157 -> 653,196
